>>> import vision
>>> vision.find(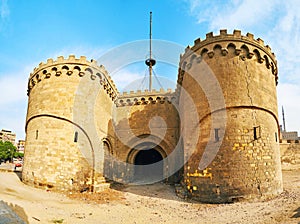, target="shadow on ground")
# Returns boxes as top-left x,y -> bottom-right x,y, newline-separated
14,170 -> 22,181
110,181 -> 184,202
292,207 -> 300,218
